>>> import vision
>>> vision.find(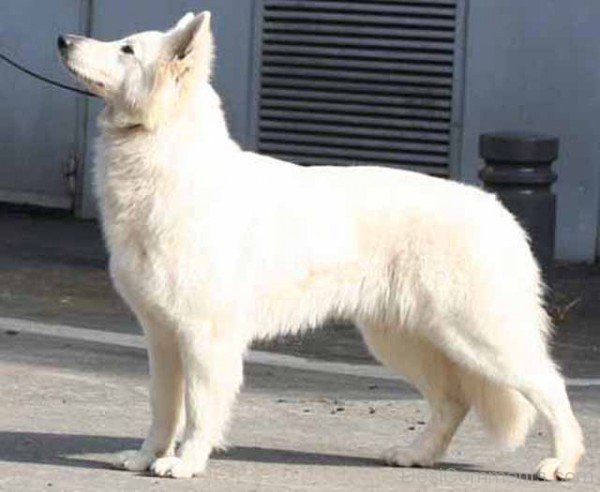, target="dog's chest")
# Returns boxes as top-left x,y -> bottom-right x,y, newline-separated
101,184 -> 204,317
95,141 -> 185,292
